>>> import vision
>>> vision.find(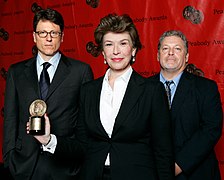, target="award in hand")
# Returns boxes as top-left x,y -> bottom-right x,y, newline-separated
29,99 -> 47,135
